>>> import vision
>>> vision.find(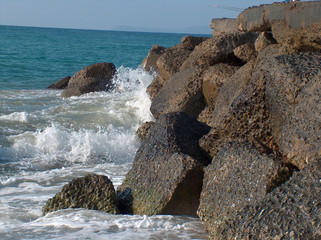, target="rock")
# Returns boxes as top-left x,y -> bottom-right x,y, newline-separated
180,32 -> 258,71
156,45 -> 192,82
47,76 -> 71,89
42,174 -> 118,215
202,63 -> 239,110
210,18 -> 239,37
150,67 -> 205,119
237,1 -> 321,51
61,62 -> 116,98
210,59 -> 256,127
263,52 -> 321,169
146,75 -> 166,100
141,45 -> 166,74
136,121 -> 154,141
198,142 -> 295,238
216,161 -> 321,239
233,43 -> 257,62
180,36 -> 210,50
117,112 -> 211,216
254,32 -> 277,52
